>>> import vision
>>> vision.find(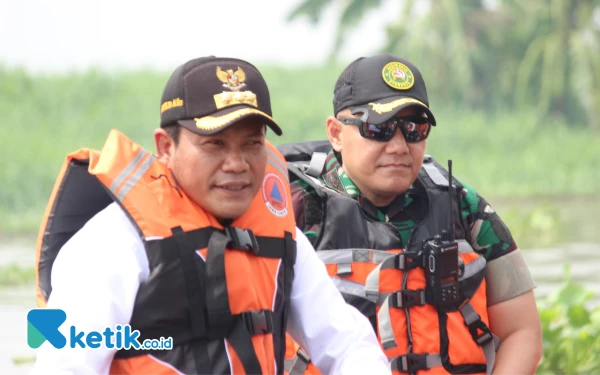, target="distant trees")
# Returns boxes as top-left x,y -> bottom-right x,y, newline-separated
288,0 -> 600,128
